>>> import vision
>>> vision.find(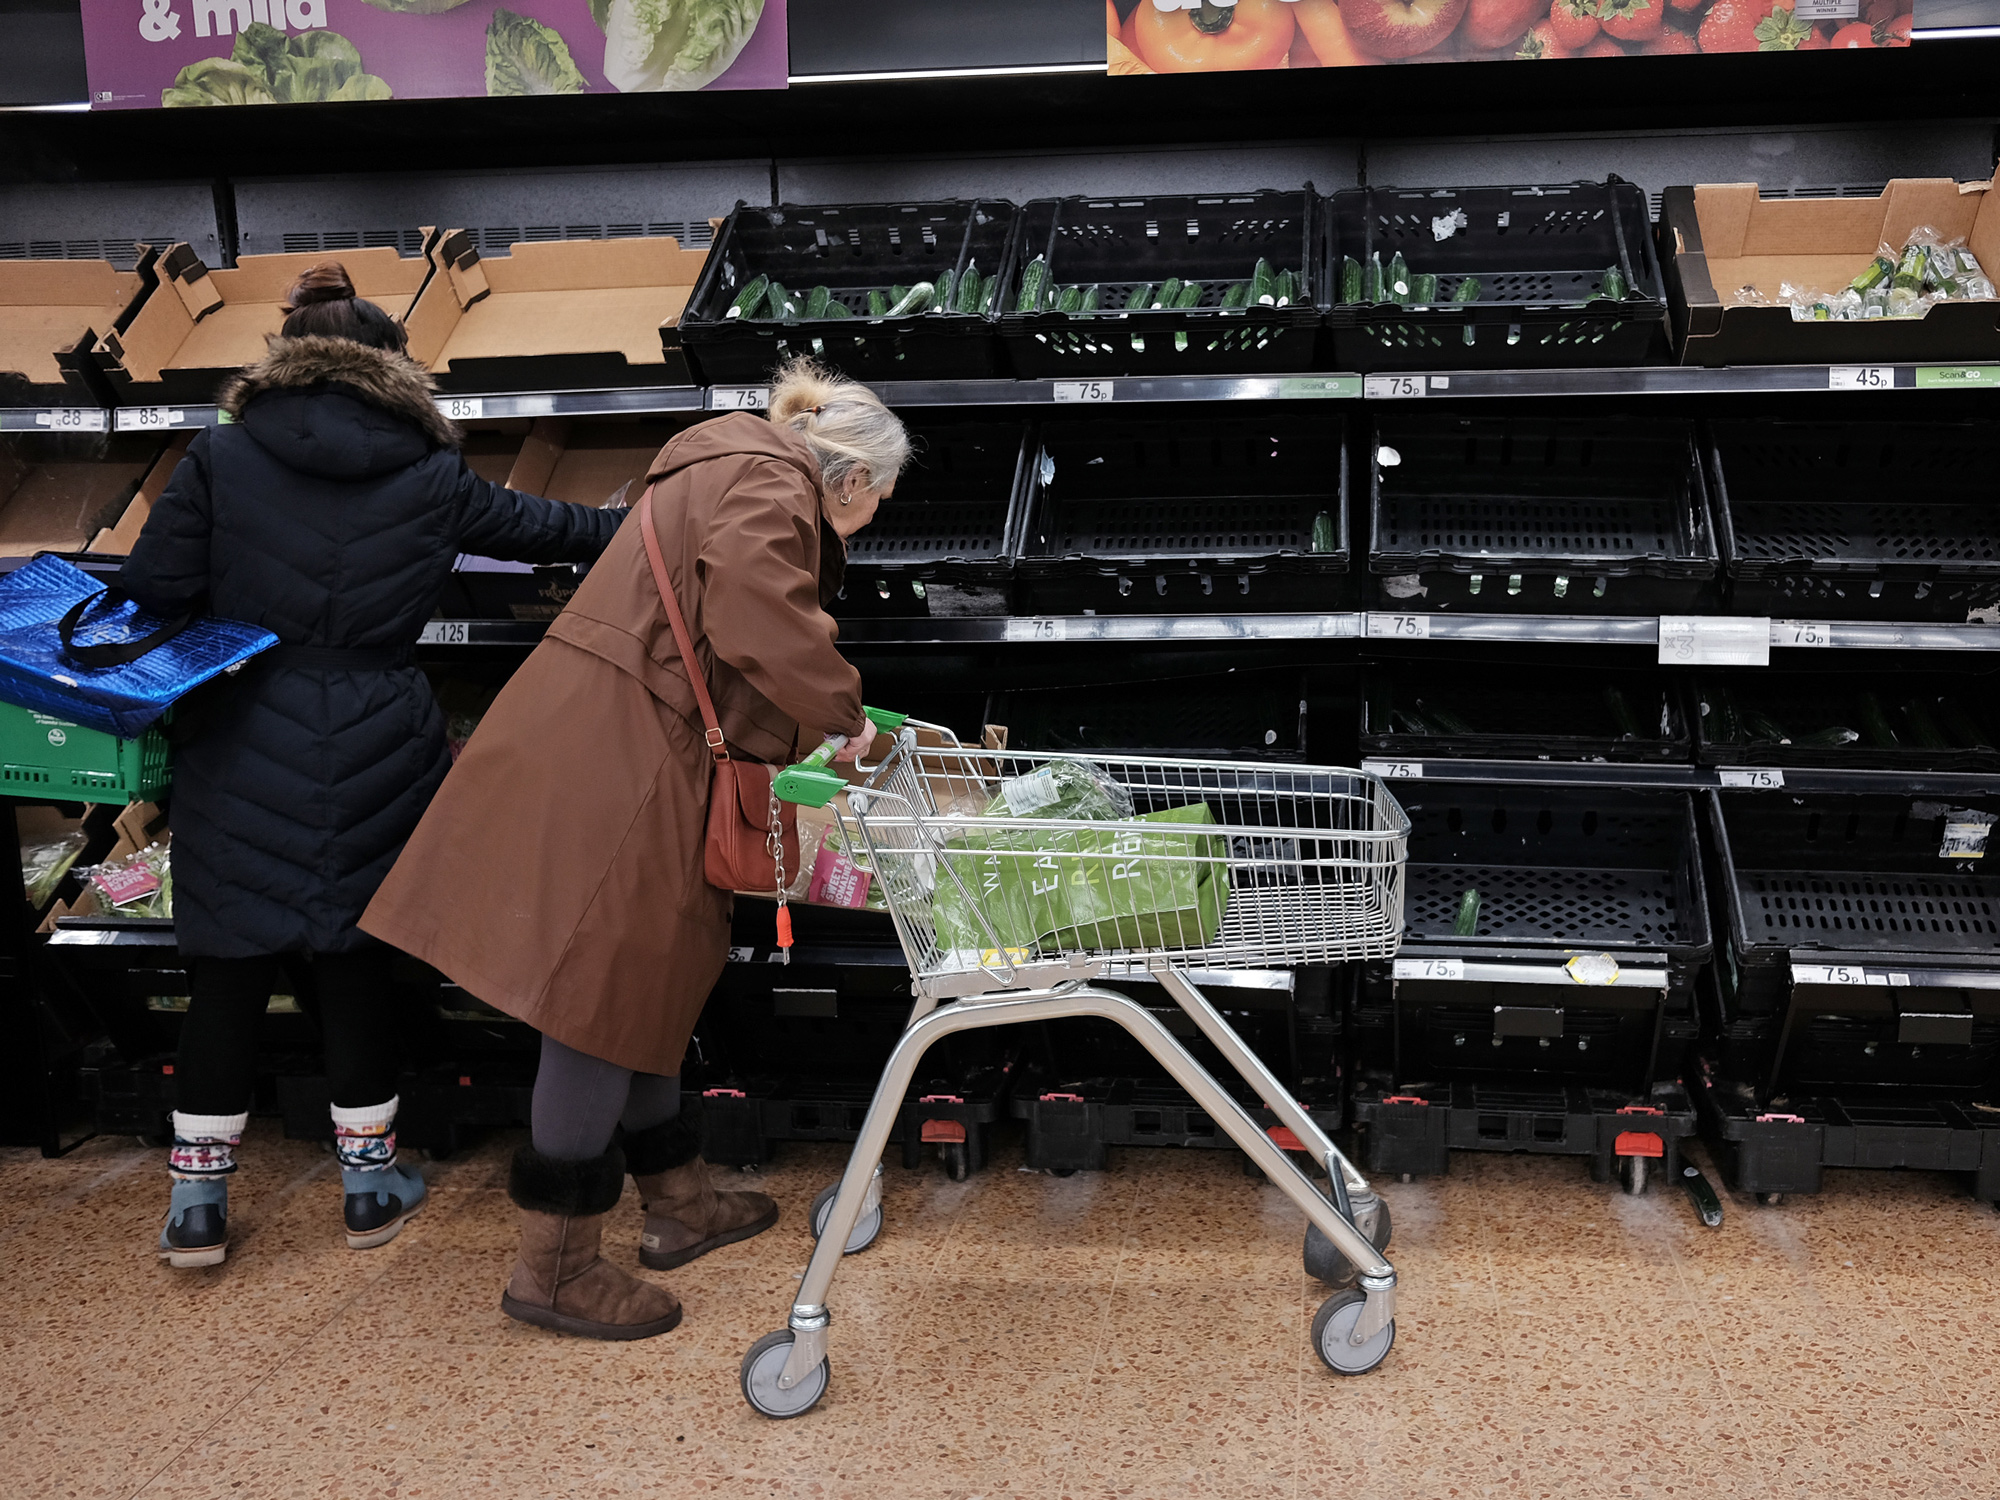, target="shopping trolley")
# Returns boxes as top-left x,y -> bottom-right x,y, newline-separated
738,720 -> 1412,1418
